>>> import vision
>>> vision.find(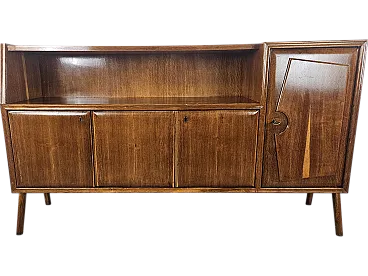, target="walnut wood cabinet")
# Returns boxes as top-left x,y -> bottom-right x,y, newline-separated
0,41 -> 366,236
